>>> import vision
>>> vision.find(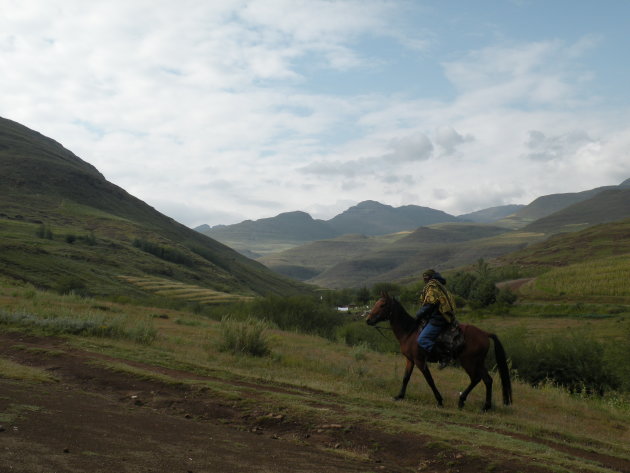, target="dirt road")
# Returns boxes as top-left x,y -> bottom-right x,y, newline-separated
1,332 -> 627,473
